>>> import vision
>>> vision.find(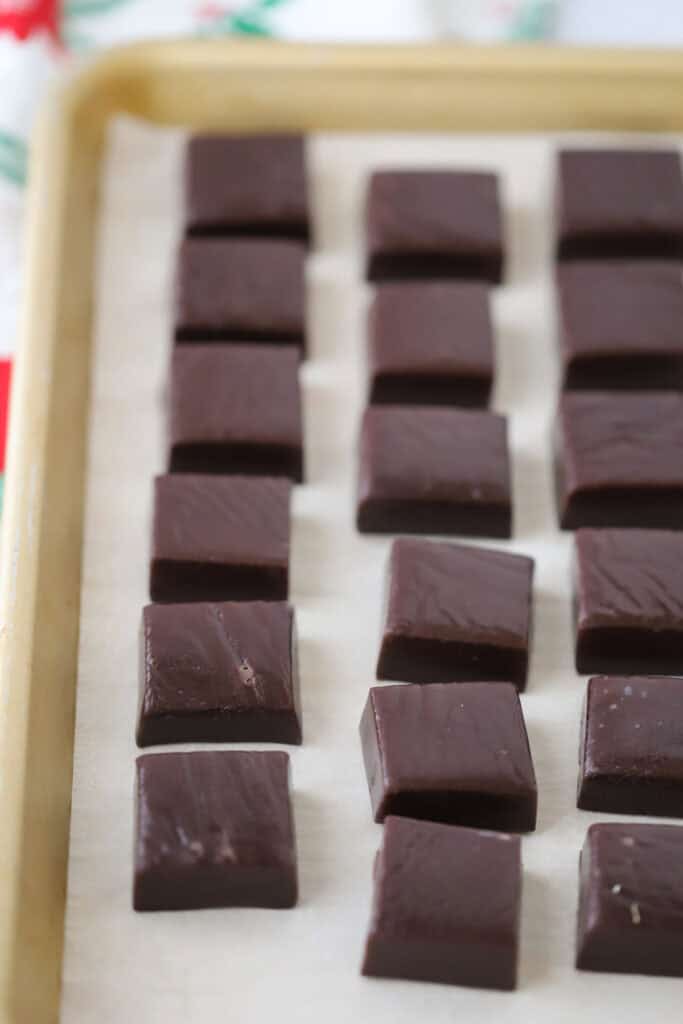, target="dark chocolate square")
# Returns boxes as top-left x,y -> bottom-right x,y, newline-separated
556,392 -> 683,529
150,474 -> 290,603
168,344 -> 303,480
377,538 -> 534,689
574,528 -> 683,675
578,675 -> 683,817
137,602 -> 301,747
362,816 -> 521,990
556,148 -> 683,261
366,170 -> 503,283
184,134 -> 309,241
368,282 -> 494,407
558,262 -> 683,390
360,682 -> 537,831
576,822 -> 683,976
134,750 -> 297,911
357,406 -> 511,537
174,238 -> 306,347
